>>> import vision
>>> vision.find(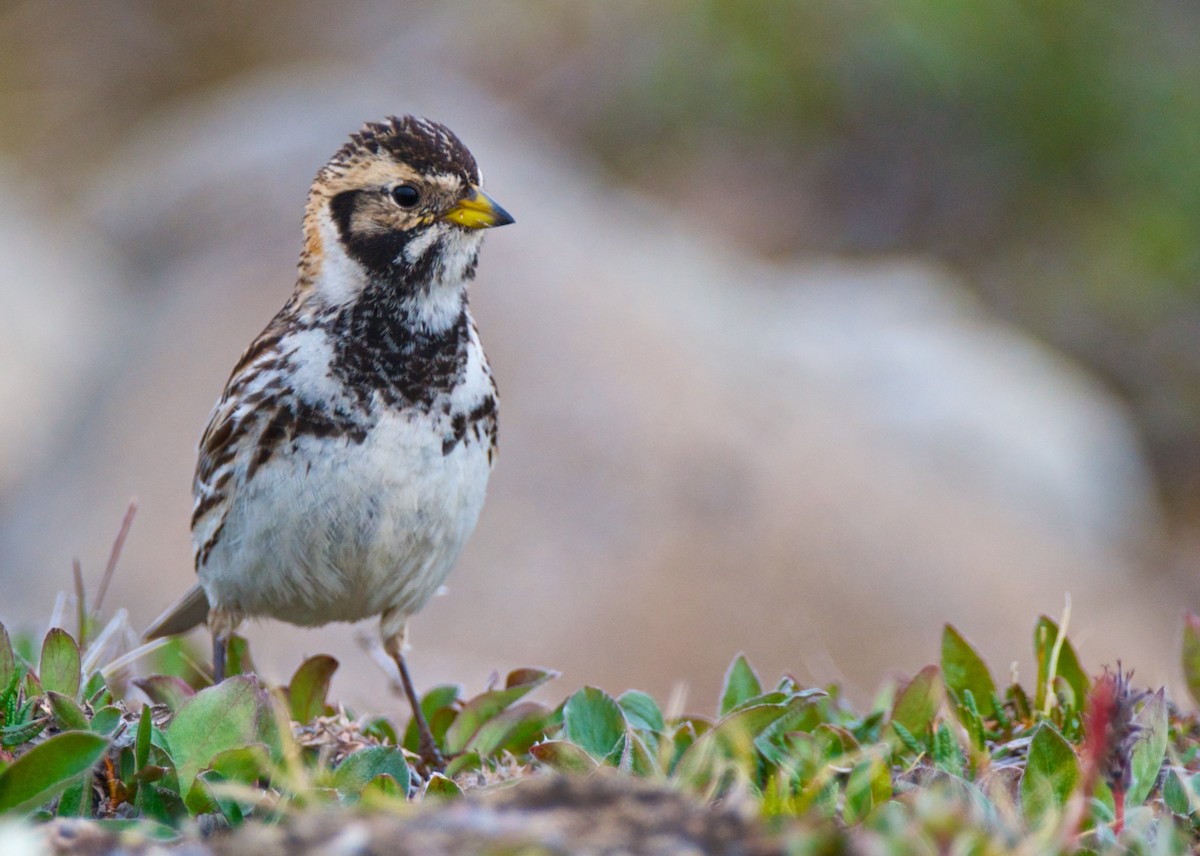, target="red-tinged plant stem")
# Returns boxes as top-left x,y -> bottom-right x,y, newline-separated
1064,672 -> 1116,844
1068,667 -> 1140,845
